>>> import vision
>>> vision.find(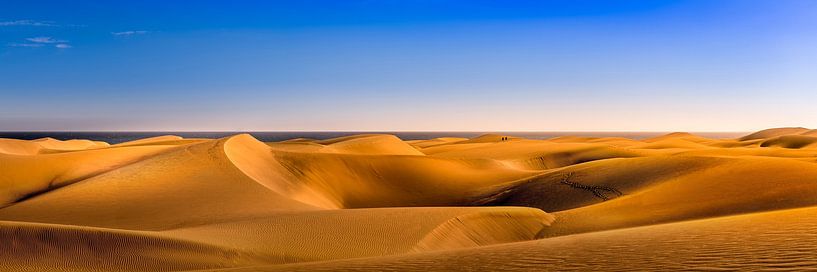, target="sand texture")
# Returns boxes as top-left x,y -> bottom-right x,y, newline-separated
3,128 -> 817,271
